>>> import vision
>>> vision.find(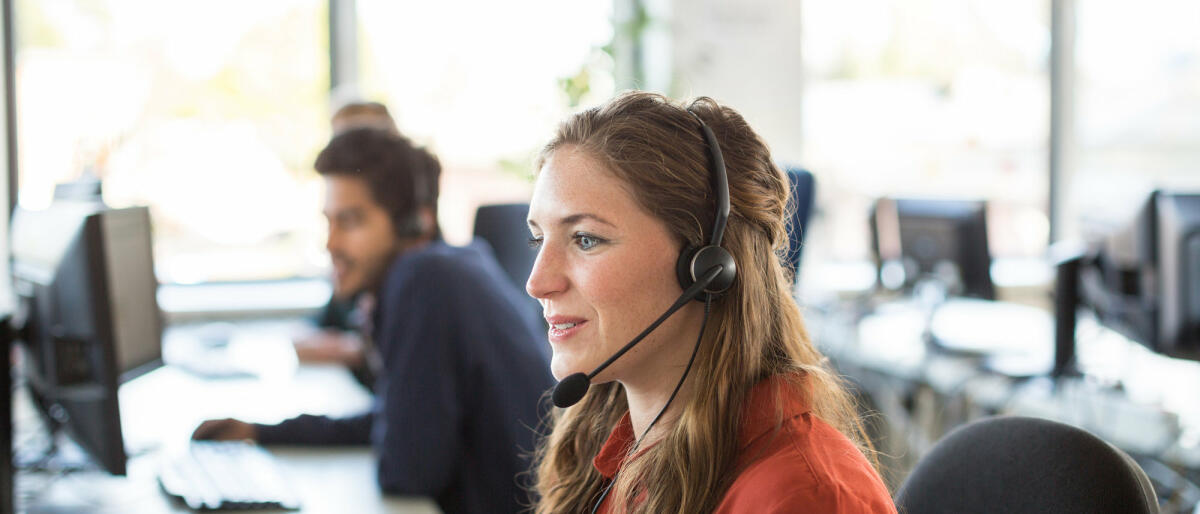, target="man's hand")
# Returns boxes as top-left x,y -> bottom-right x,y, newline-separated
191,418 -> 258,441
